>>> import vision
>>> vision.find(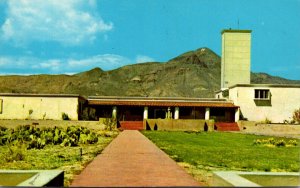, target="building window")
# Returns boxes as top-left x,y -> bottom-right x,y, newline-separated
0,99 -> 2,114
254,89 -> 270,100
